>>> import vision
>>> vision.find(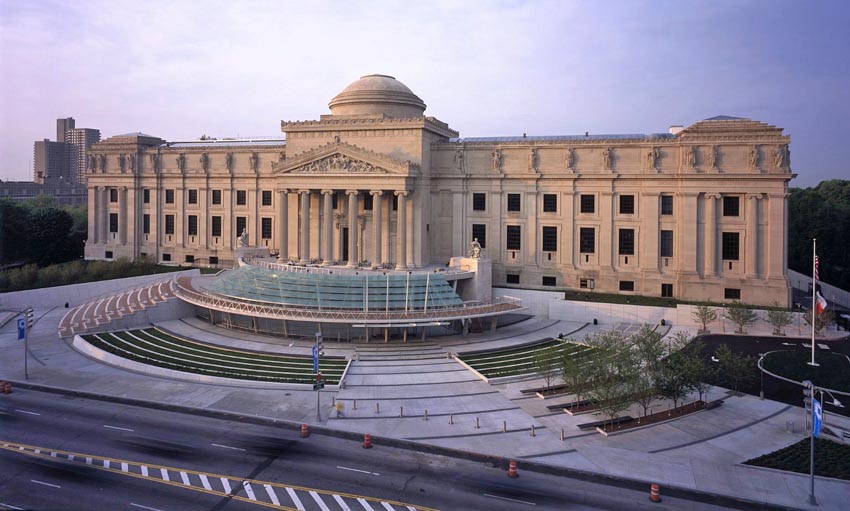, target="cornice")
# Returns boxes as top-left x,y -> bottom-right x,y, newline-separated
432,135 -> 790,149
281,116 -> 458,137
273,140 -> 420,176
